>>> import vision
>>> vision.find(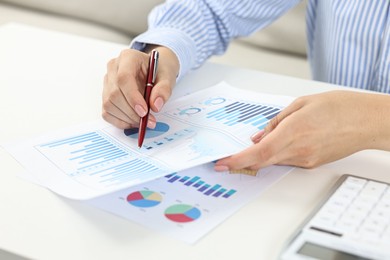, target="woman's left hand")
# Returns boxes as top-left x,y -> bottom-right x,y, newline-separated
214,90 -> 390,172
